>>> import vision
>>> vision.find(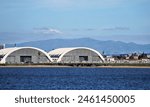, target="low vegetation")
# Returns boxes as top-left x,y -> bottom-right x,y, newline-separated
0,63 -> 150,67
